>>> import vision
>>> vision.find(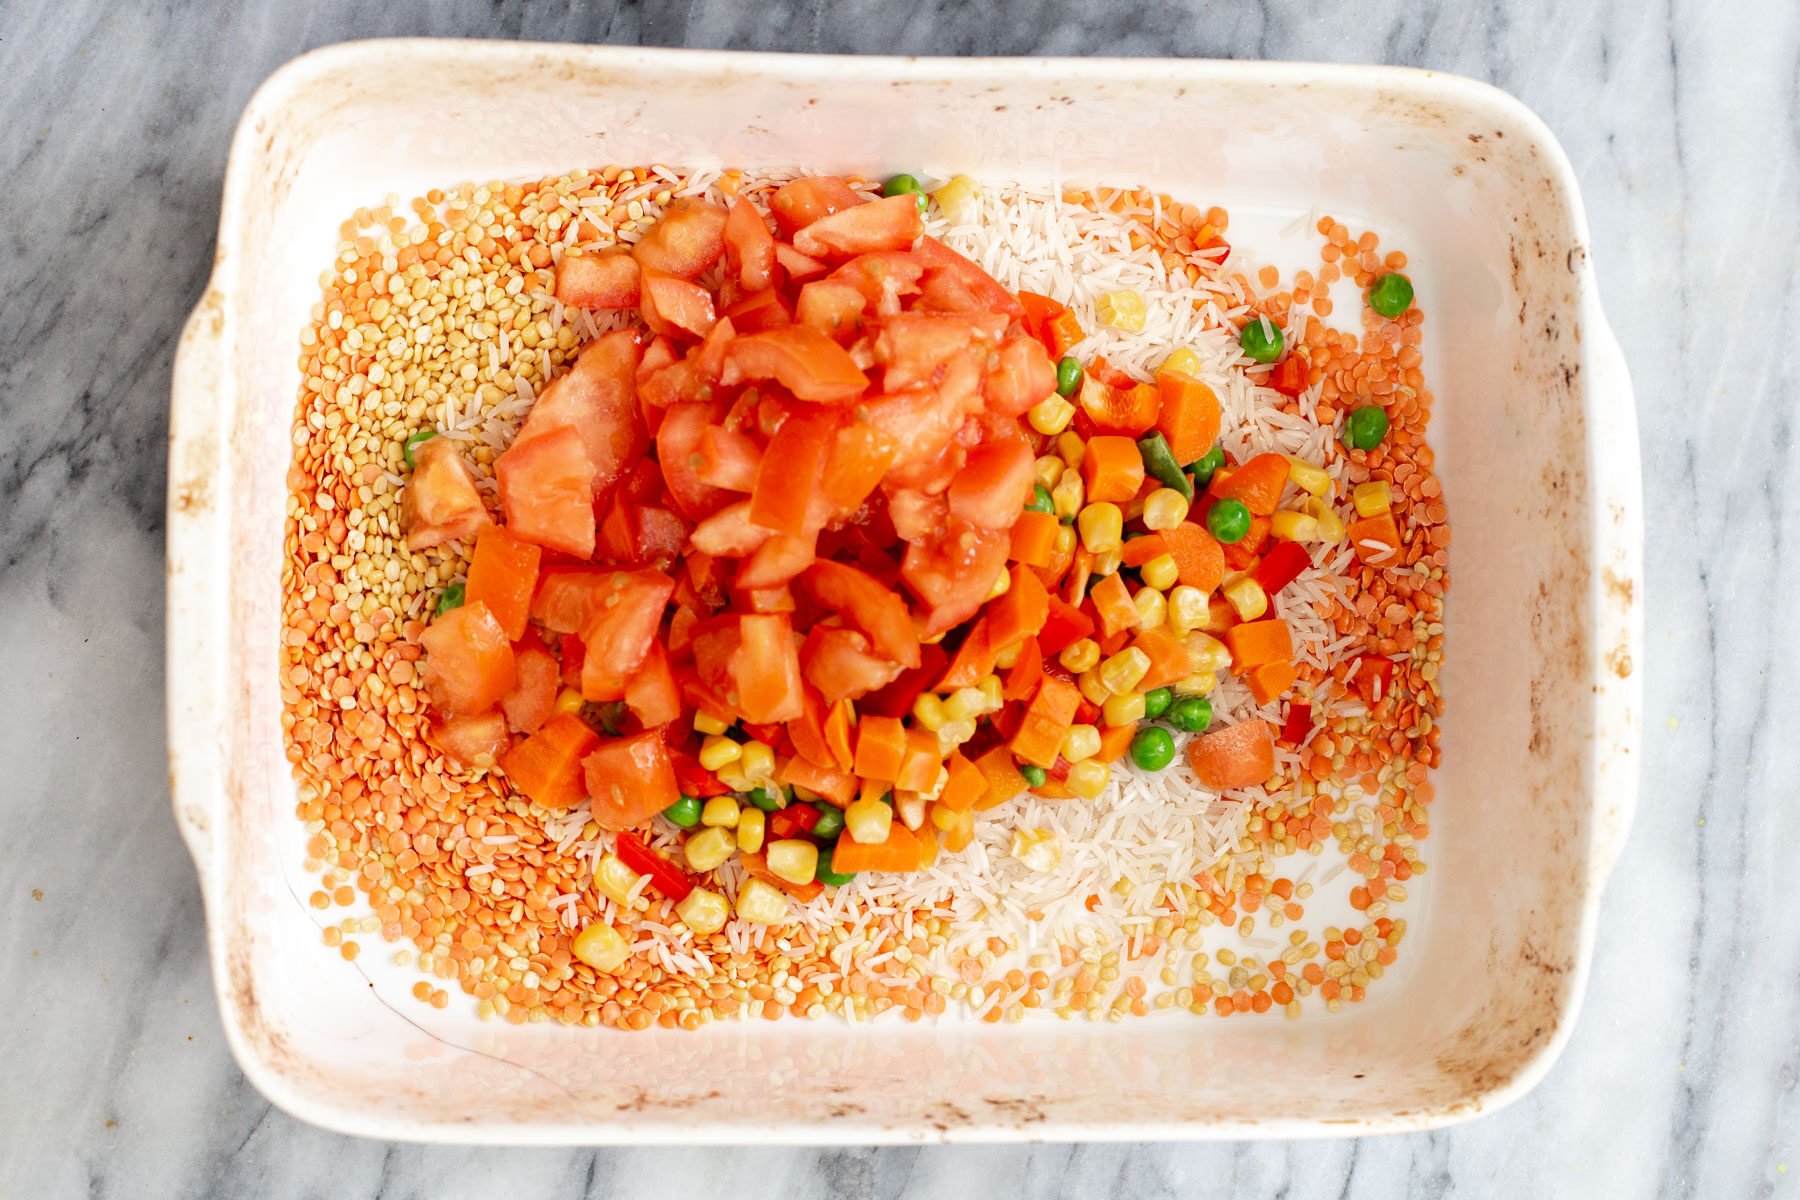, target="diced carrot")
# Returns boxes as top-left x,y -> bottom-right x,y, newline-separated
1187,720 -> 1277,791
1208,451 -> 1288,516
973,744 -> 1029,810
1045,309 -> 1084,358
1120,532 -> 1169,568
464,525 -> 542,641
853,714 -> 907,781
779,754 -> 857,807
1347,512 -> 1404,565
938,618 -> 996,690
1247,660 -> 1299,705
1095,723 -> 1135,763
1154,372 -> 1222,467
1224,619 -> 1293,670
1088,572 -> 1139,638
1132,626 -> 1193,691
1221,515 -> 1272,572
823,698 -> 855,771
1009,675 -> 1080,768
1081,435 -> 1146,504
939,752 -> 989,812
499,714 -> 599,809
988,565 -> 1048,652
1163,522 -> 1225,593
1009,509 -> 1061,568
830,821 -> 925,873
1003,635 -> 1044,702
896,726 -> 942,792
